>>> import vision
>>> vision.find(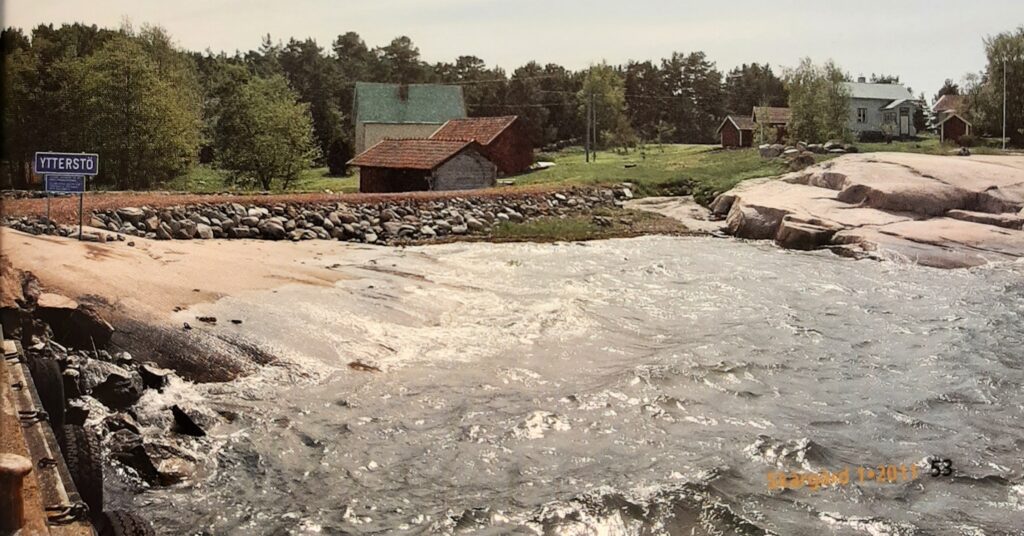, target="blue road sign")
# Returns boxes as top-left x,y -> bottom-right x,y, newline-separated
44,175 -> 86,193
34,152 -> 99,176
